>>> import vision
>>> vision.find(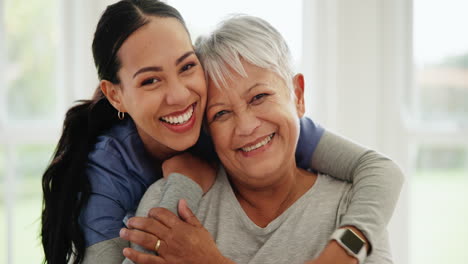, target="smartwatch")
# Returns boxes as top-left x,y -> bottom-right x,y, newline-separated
330,228 -> 367,264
